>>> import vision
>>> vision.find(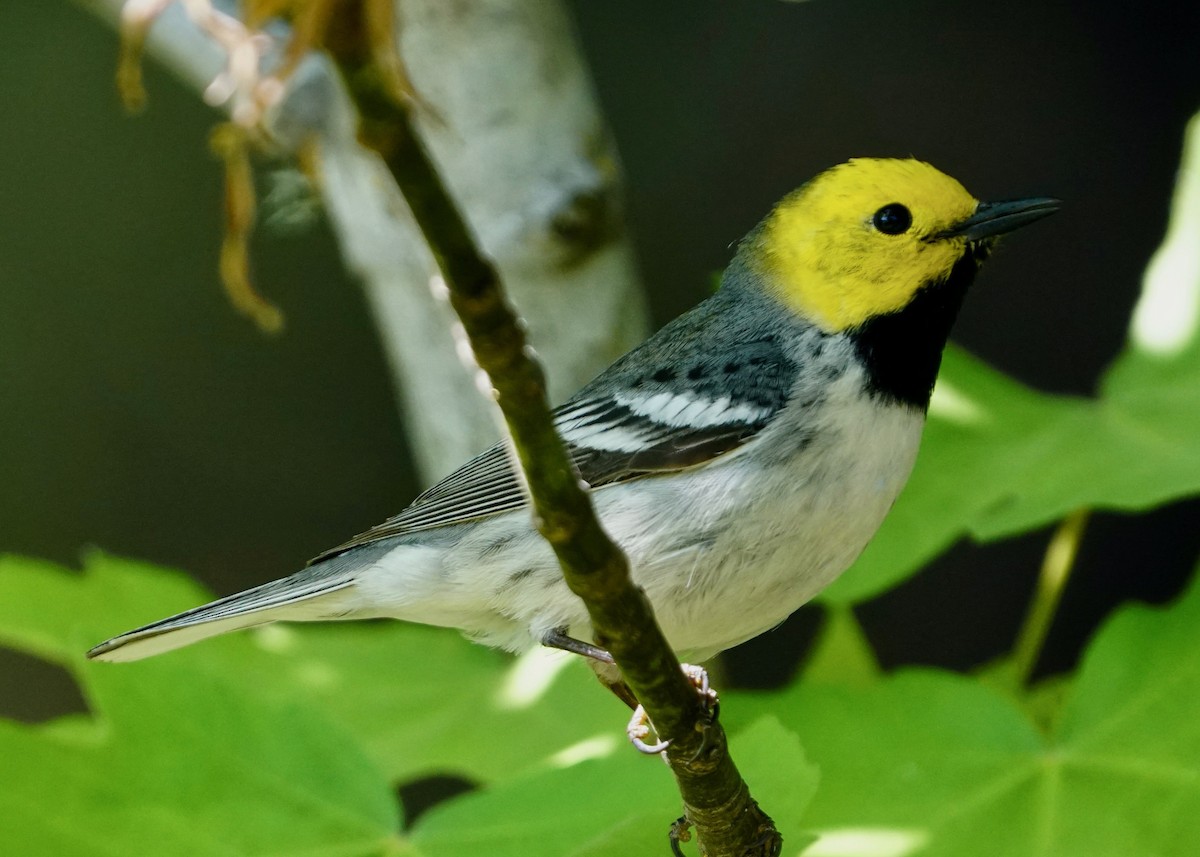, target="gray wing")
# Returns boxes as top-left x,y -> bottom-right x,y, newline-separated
313,293 -> 798,563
